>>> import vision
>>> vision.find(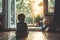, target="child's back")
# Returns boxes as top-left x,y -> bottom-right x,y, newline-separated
16,13 -> 29,38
